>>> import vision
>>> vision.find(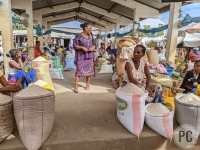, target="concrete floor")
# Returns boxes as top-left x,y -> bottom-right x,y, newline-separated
0,70 -> 199,150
